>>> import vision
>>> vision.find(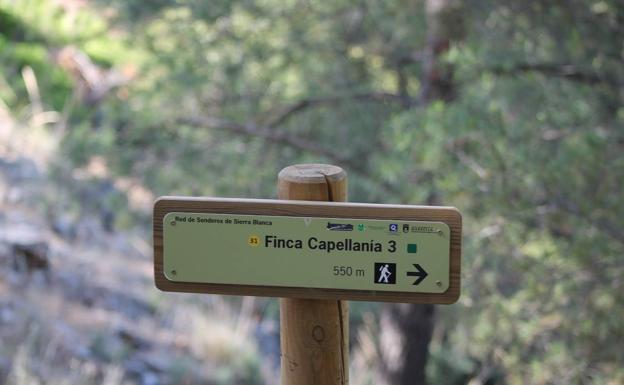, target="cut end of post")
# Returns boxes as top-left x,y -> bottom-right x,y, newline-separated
278,164 -> 347,202
278,164 -> 346,183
